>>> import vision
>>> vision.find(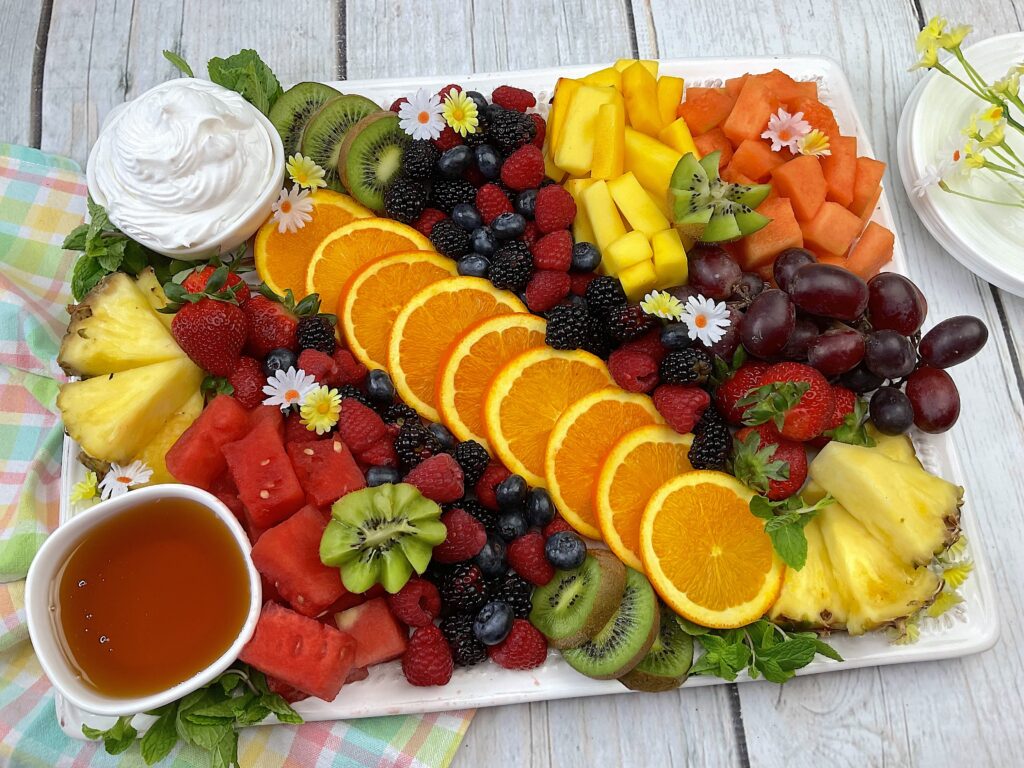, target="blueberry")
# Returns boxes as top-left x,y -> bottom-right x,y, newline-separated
497,510 -> 529,541
571,242 -> 602,273
428,422 -> 456,451
525,488 -> 555,527
491,212 -> 526,240
496,474 -> 528,510
458,254 -> 491,277
545,531 -> 586,570
474,144 -> 502,179
366,369 -> 396,405
474,536 -> 507,578
515,189 -> 537,219
451,203 -> 483,231
262,347 -> 297,377
366,466 -> 401,487
465,90 -> 489,113
437,145 -> 472,178
470,227 -> 496,256
660,322 -> 692,350
473,601 -> 514,645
